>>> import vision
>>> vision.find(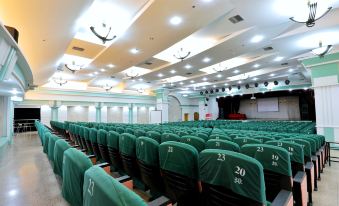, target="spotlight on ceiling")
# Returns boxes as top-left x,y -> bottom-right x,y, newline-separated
264,82 -> 269,87
289,1 -> 332,27
200,91 -> 204,95
210,89 -> 214,94
245,84 -> 250,89
285,79 -> 290,85
205,90 -> 208,94
312,41 -> 332,58
222,87 -> 225,92
274,81 -> 279,85
254,82 -> 259,87
237,85 -> 241,90
90,23 -> 116,44
228,86 -> 232,91
215,88 -> 219,93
